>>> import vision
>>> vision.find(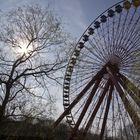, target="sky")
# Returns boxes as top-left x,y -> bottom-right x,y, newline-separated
0,0 -> 122,38
0,0 -> 122,117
